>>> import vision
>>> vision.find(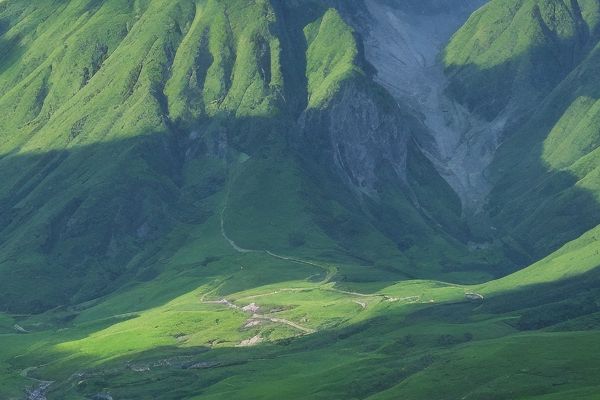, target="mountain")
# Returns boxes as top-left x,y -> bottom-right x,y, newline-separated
0,0 -> 495,315
0,0 -> 599,399
445,0 -> 600,260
